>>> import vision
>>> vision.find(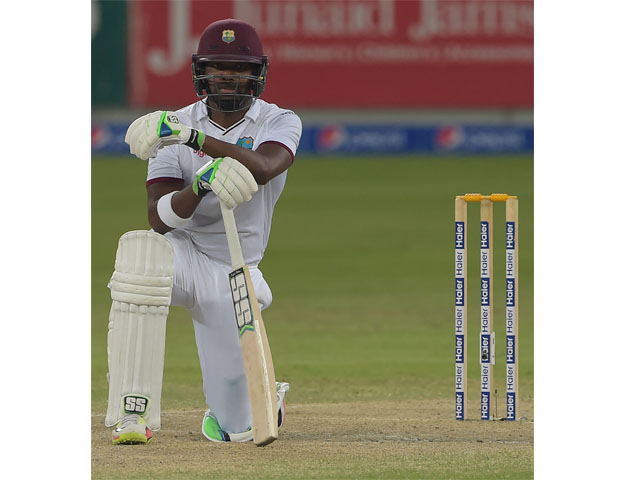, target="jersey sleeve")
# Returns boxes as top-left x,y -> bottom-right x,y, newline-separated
258,111 -> 303,162
146,145 -> 185,186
